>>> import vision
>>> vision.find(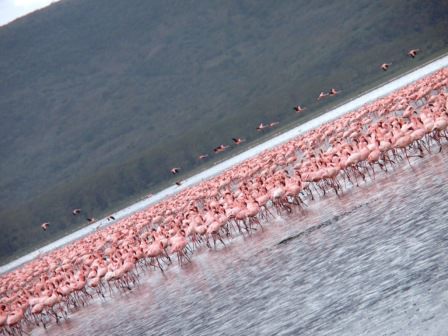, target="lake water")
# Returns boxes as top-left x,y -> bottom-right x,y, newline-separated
33,146 -> 448,336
